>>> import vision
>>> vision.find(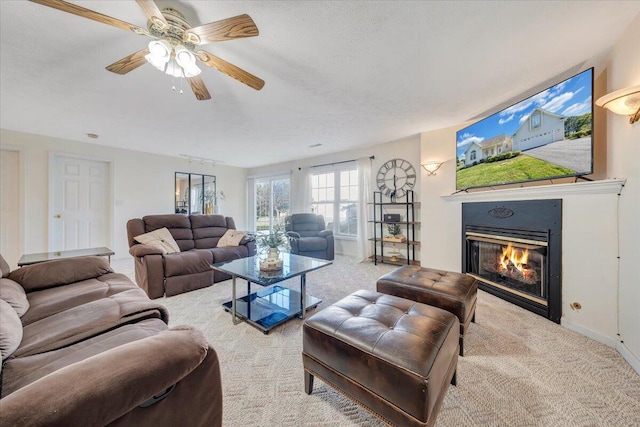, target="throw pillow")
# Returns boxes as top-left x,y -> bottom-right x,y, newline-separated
134,227 -> 181,254
8,257 -> 113,292
217,230 -> 247,247
0,254 -> 10,278
0,299 -> 23,361
0,278 -> 29,317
